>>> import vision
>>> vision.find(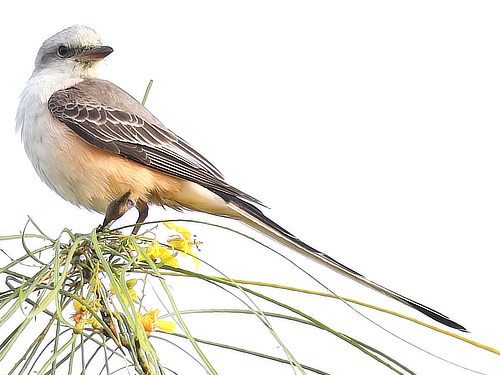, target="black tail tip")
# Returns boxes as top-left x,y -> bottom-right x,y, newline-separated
409,301 -> 468,332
